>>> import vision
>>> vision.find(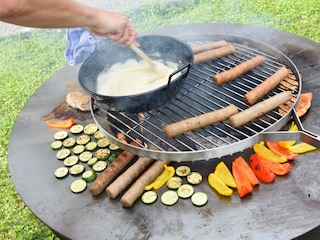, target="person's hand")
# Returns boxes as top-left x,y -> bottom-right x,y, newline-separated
90,11 -> 138,46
